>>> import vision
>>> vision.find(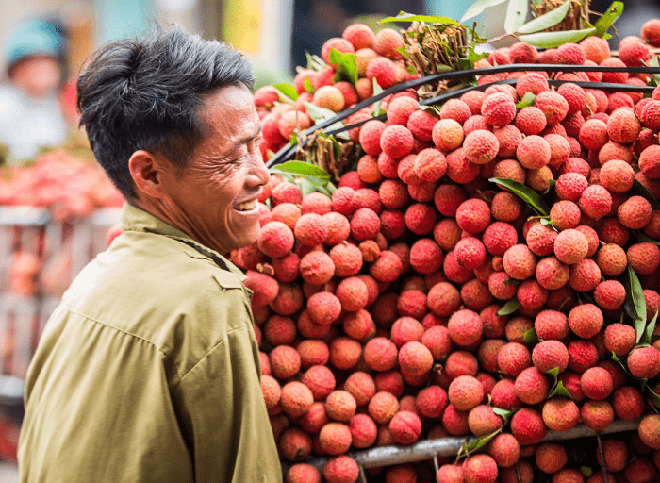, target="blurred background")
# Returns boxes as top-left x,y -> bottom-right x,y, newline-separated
1,0 -> 656,89
0,0 -> 659,479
